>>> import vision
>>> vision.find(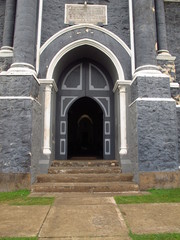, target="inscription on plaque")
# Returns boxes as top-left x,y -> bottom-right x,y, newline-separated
65,4 -> 107,25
